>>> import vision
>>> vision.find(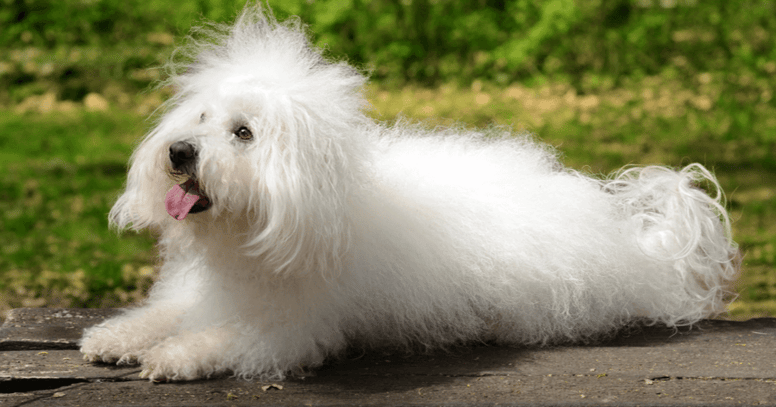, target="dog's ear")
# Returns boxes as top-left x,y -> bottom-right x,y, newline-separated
109,130 -> 170,231
239,100 -> 368,280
